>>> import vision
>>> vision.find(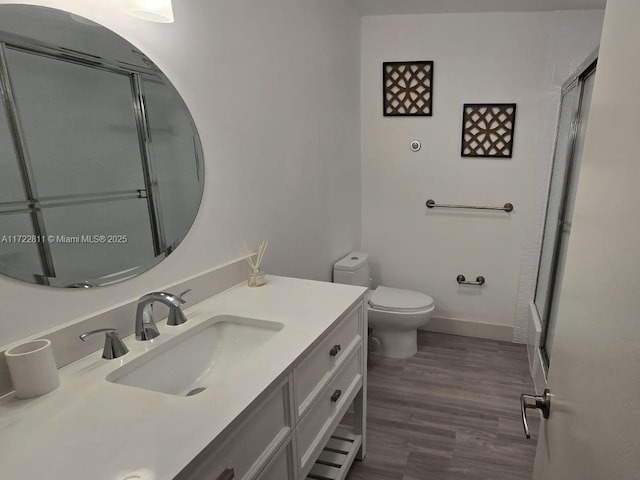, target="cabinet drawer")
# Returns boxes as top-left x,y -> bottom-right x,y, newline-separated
178,379 -> 291,480
255,438 -> 294,480
296,347 -> 363,476
294,303 -> 362,417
